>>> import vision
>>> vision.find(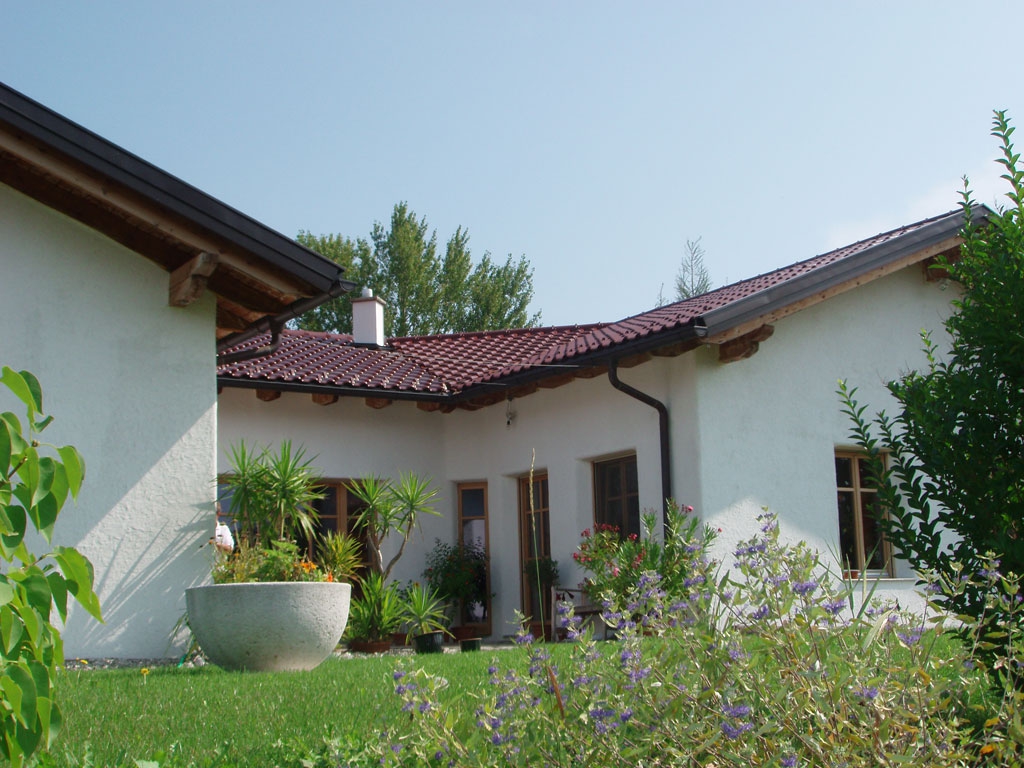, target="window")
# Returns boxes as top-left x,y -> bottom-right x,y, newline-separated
307,480 -> 369,570
458,482 -> 491,633
594,455 -> 640,538
835,452 -> 891,576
